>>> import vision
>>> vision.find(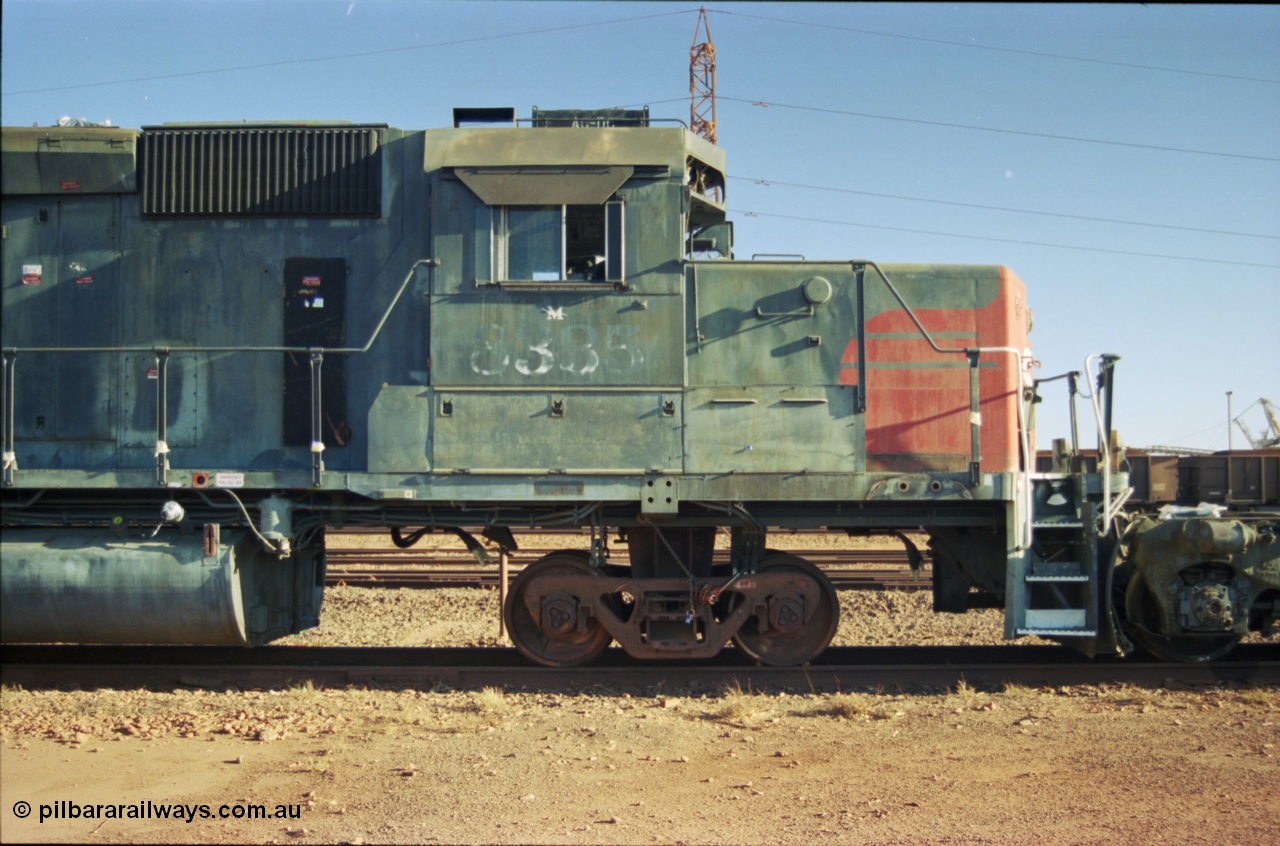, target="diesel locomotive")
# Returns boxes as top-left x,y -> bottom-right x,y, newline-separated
2,107 -> 1276,665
